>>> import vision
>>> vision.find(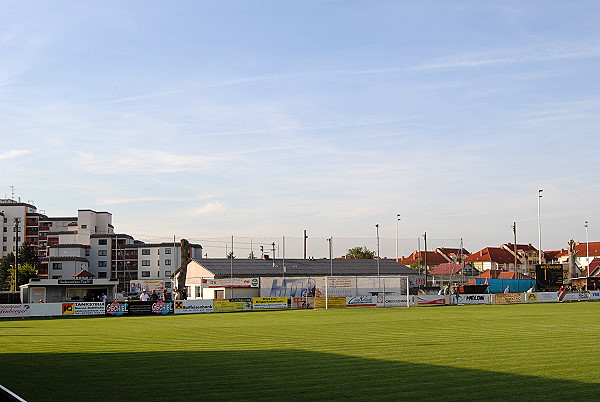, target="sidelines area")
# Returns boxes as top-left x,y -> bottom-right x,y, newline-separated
2,290 -> 600,318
